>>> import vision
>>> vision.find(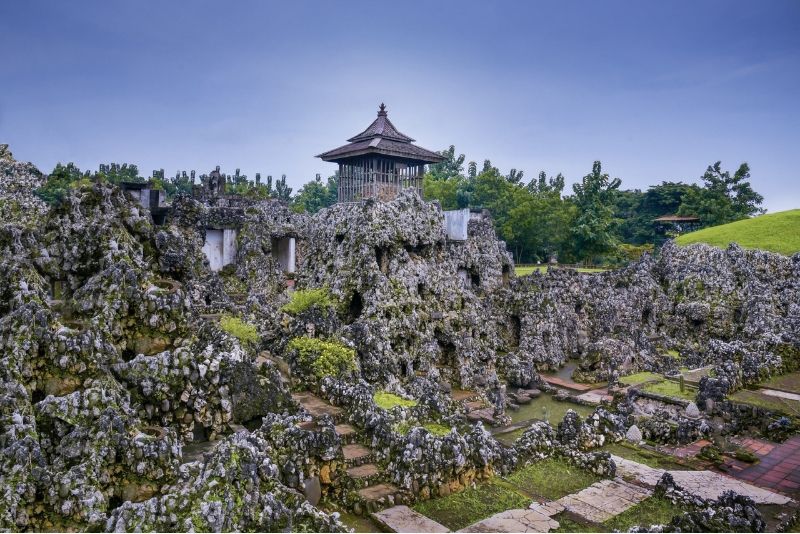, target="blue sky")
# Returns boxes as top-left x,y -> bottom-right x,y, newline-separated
2,1 -> 799,211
